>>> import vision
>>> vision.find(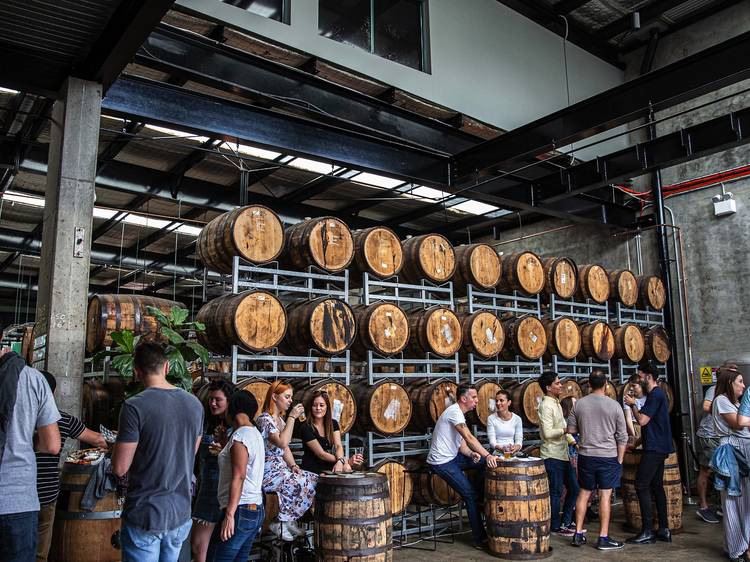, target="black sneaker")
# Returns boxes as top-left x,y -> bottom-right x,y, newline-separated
597,537 -> 625,551
570,533 -> 587,547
